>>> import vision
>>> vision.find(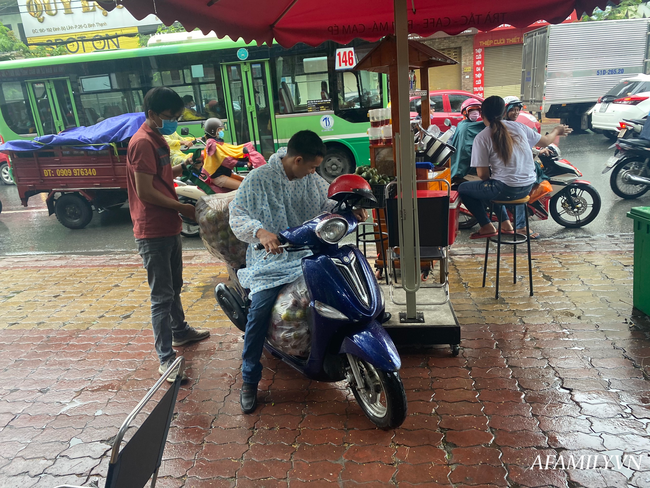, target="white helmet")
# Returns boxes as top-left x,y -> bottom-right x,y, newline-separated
503,96 -> 523,113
